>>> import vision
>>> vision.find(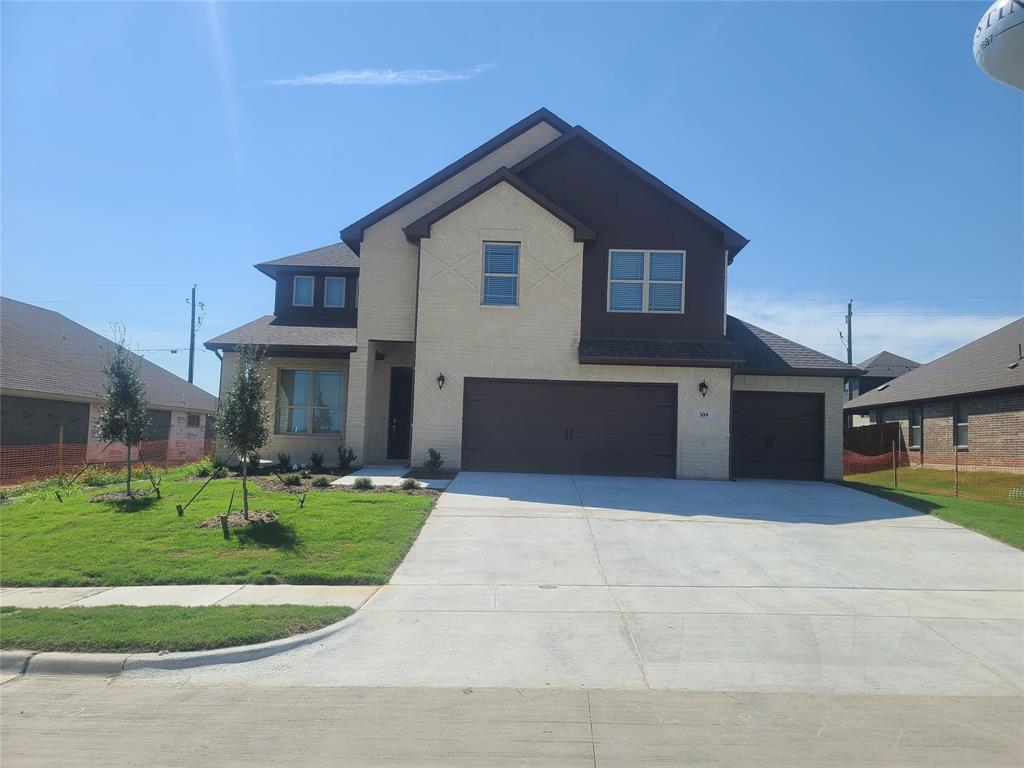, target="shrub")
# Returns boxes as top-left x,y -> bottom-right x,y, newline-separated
309,451 -> 325,471
282,473 -> 301,486
276,453 -> 292,472
400,478 -> 419,491
211,456 -> 228,471
352,477 -> 373,491
195,465 -> 211,478
312,476 -> 330,488
337,446 -> 357,472
423,448 -> 444,473
300,469 -> 312,479
246,453 -> 262,475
